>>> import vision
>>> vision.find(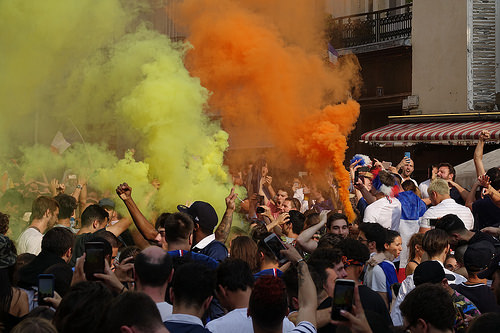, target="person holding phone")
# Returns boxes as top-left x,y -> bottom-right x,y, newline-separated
396,153 -> 418,187
248,244 -> 318,333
